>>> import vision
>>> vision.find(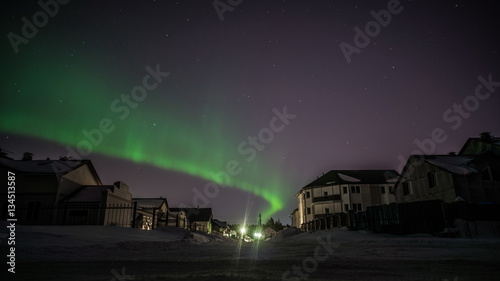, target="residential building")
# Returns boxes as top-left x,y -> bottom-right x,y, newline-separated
296,170 -> 399,229
60,181 -> 132,226
0,154 -> 133,226
0,154 -> 102,224
459,132 -> 500,156
170,207 -> 213,233
132,197 -> 169,230
394,152 -> 500,204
